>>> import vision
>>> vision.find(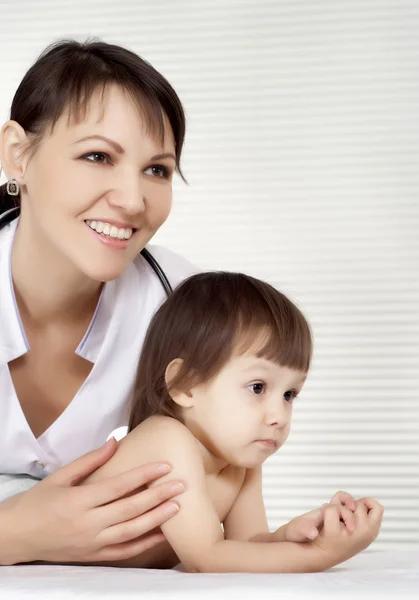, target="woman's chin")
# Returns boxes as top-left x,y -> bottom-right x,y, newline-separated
81,261 -> 130,283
